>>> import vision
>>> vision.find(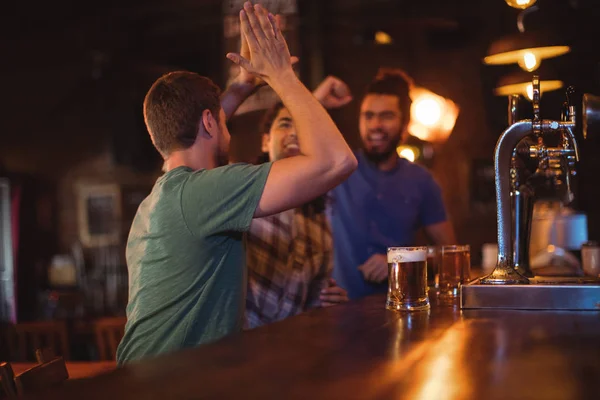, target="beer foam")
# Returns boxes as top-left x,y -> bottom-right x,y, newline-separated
387,248 -> 426,263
